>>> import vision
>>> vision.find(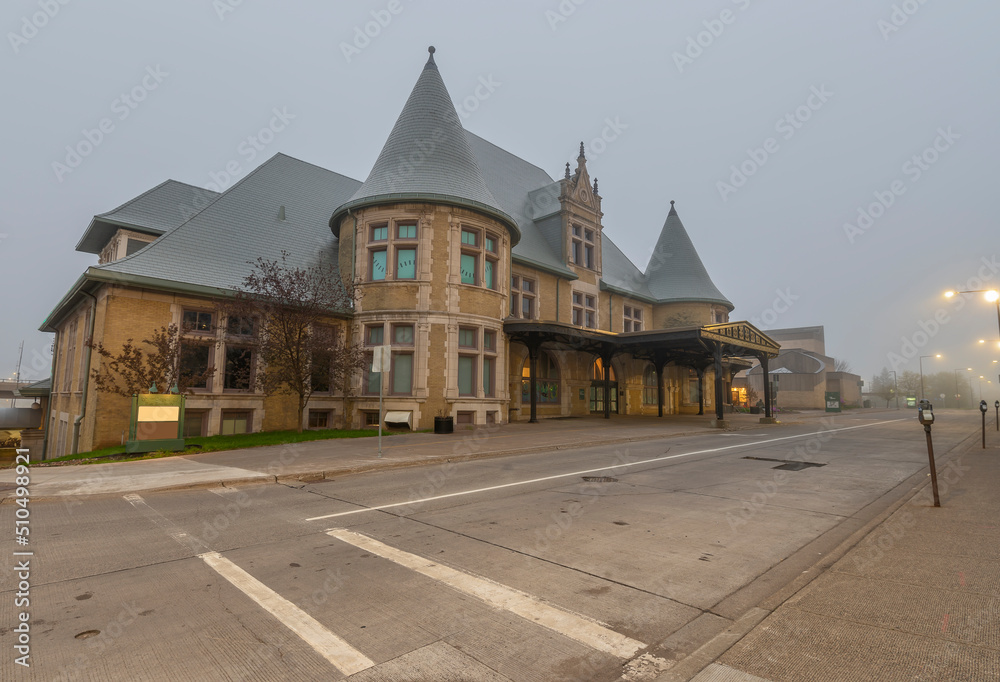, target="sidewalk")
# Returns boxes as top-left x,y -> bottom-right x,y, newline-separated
0,410 -> 849,499
667,419 -> 1000,681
